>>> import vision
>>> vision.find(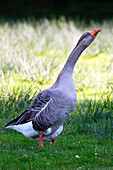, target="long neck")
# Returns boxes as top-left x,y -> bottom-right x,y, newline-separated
57,45 -> 86,79
51,44 -> 86,89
